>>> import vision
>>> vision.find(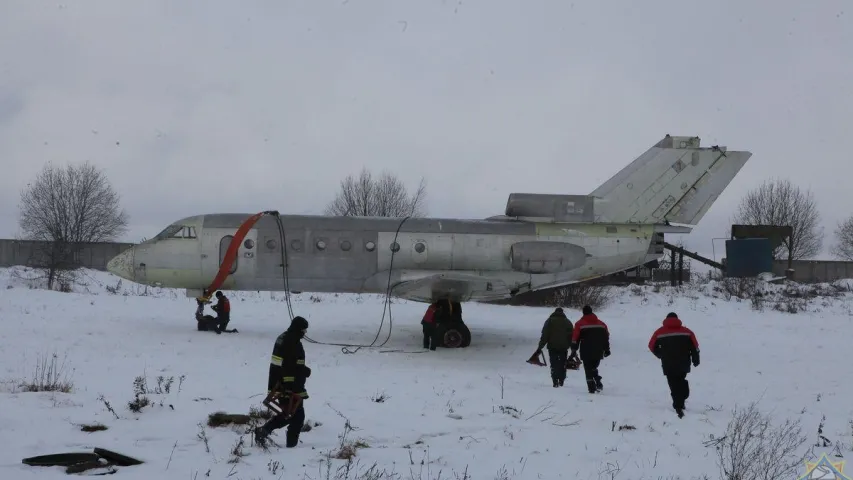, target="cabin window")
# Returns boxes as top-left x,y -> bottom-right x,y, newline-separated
155,225 -> 197,240
171,226 -> 197,239
291,239 -> 303,251
219,235 -> 238,274
365,241 -> 376,252
414,242 -> 426,253
244,239 -> 254,249
265,239 -> 277,250
340,240 -> 352,251
390,242 -> 400,252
